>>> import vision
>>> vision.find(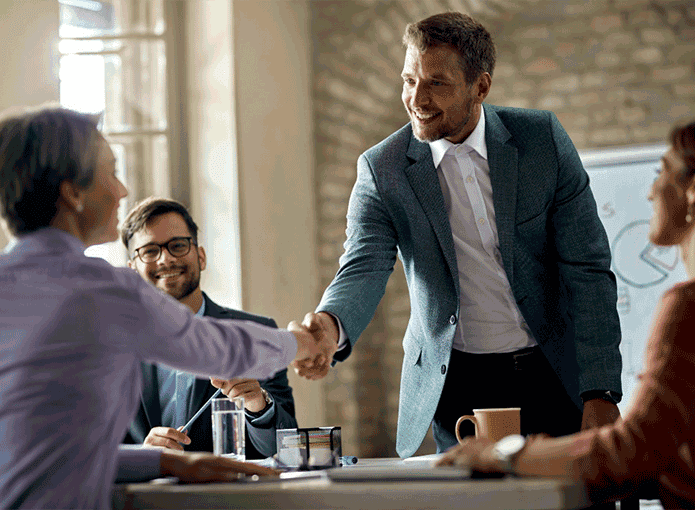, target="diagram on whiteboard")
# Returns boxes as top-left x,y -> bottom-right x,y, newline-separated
612,220 -> 679,289
583,144 -> 685,413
